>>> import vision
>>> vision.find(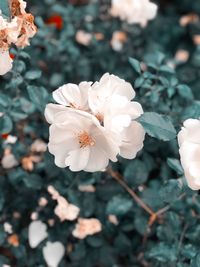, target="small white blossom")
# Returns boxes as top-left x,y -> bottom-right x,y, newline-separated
28,220 -> 48,248
178,119 -> 200,190
1,153 -> 18,169
4,222 -> 13,234
110,0 -> 158,27
43,241 -> 65,267
31,139 -> 47,153
75,30 -> 92,46
4,135 -> 18,144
